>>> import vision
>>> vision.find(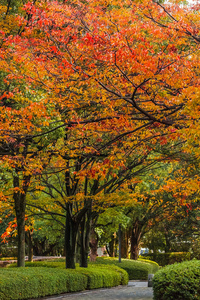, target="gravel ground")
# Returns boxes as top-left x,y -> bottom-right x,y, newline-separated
39,281 -> 153,300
